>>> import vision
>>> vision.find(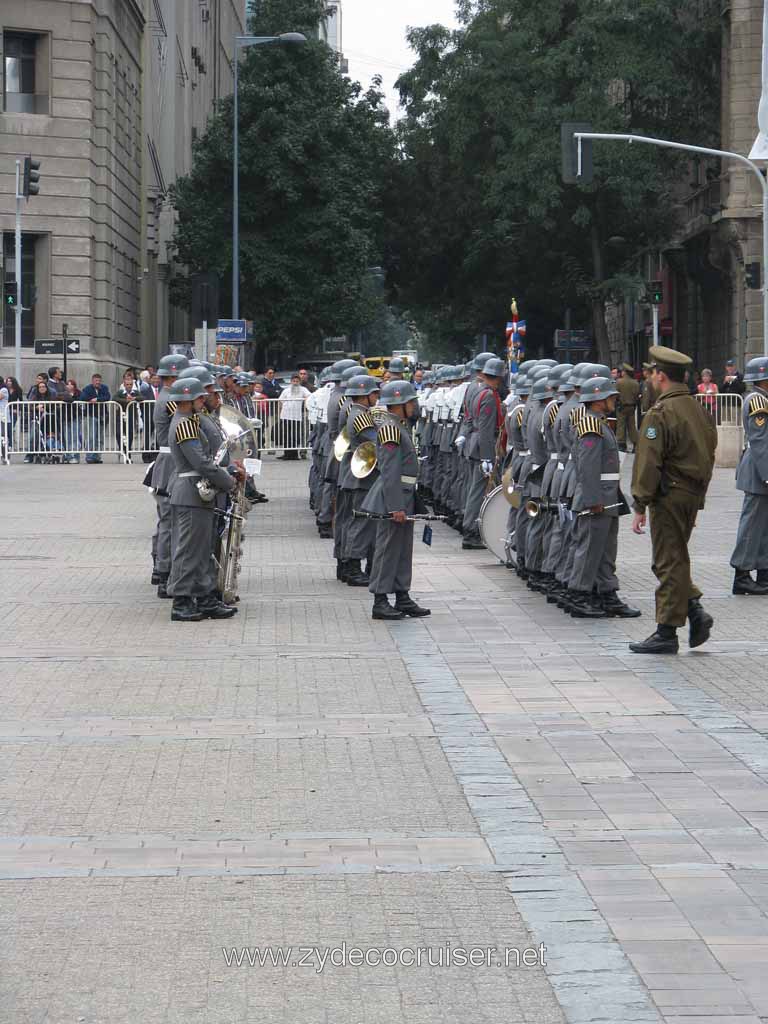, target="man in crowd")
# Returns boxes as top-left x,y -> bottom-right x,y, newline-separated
721,357 -> 746,397
629,346 -> 717,654
412,368 -> 425,391
80,373 -> 111,464
298,367 -> 316,392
